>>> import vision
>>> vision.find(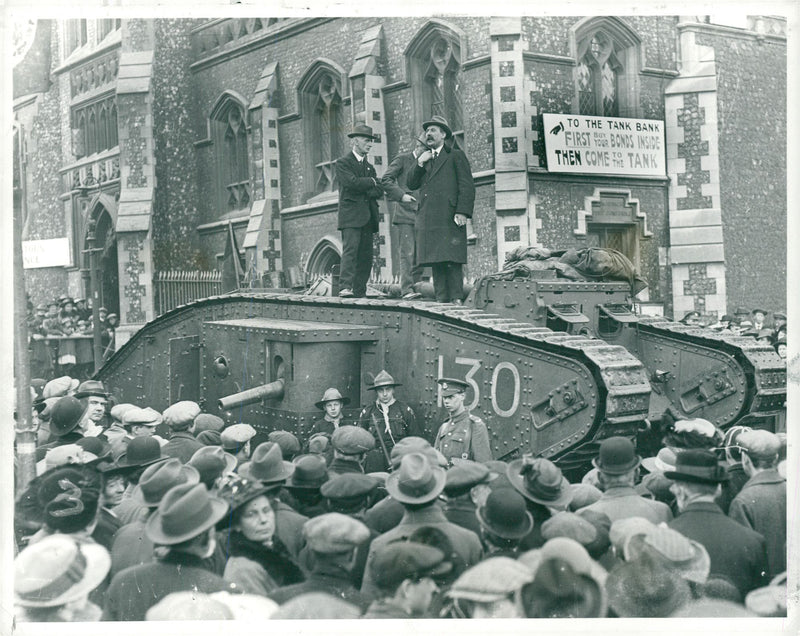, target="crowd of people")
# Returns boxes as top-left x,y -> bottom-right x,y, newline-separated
681,307 -> 787,359
13,369 -> 788,622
